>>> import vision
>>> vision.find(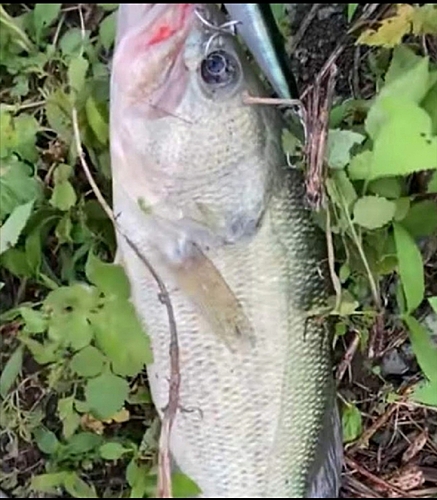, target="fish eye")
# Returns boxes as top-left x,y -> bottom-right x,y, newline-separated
200,50 -> 239,87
